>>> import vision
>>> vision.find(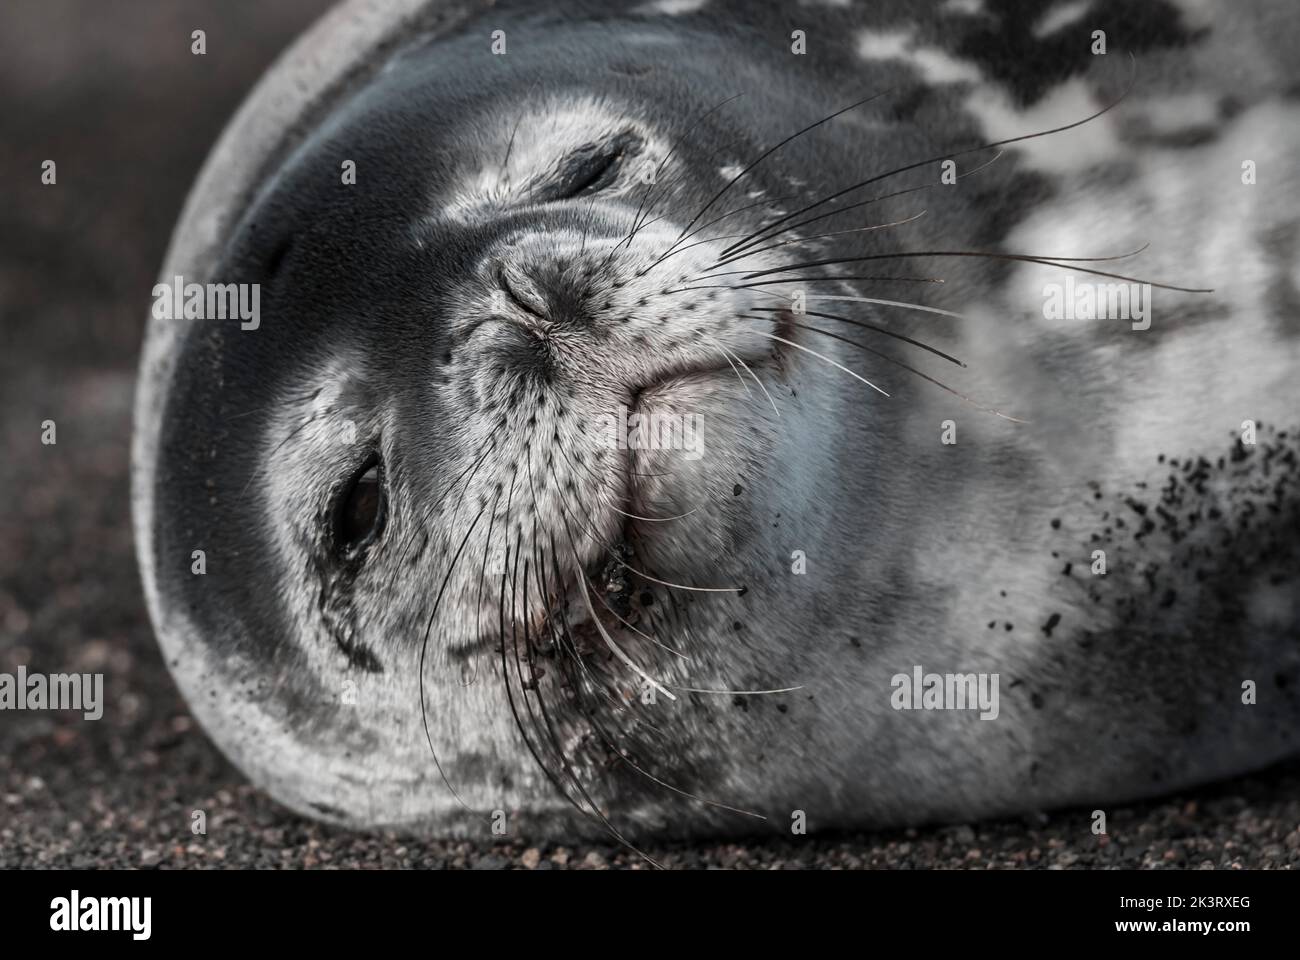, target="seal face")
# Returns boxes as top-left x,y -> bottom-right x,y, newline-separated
136,0 -> 1300,841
